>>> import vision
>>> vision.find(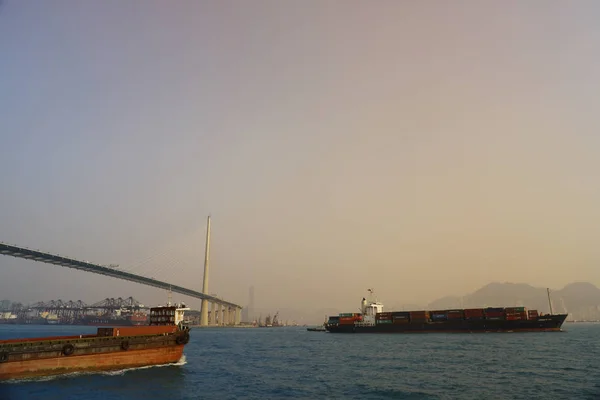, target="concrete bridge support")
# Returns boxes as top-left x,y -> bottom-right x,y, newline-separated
225,307 -> 231,326
210,302 -> 216,325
